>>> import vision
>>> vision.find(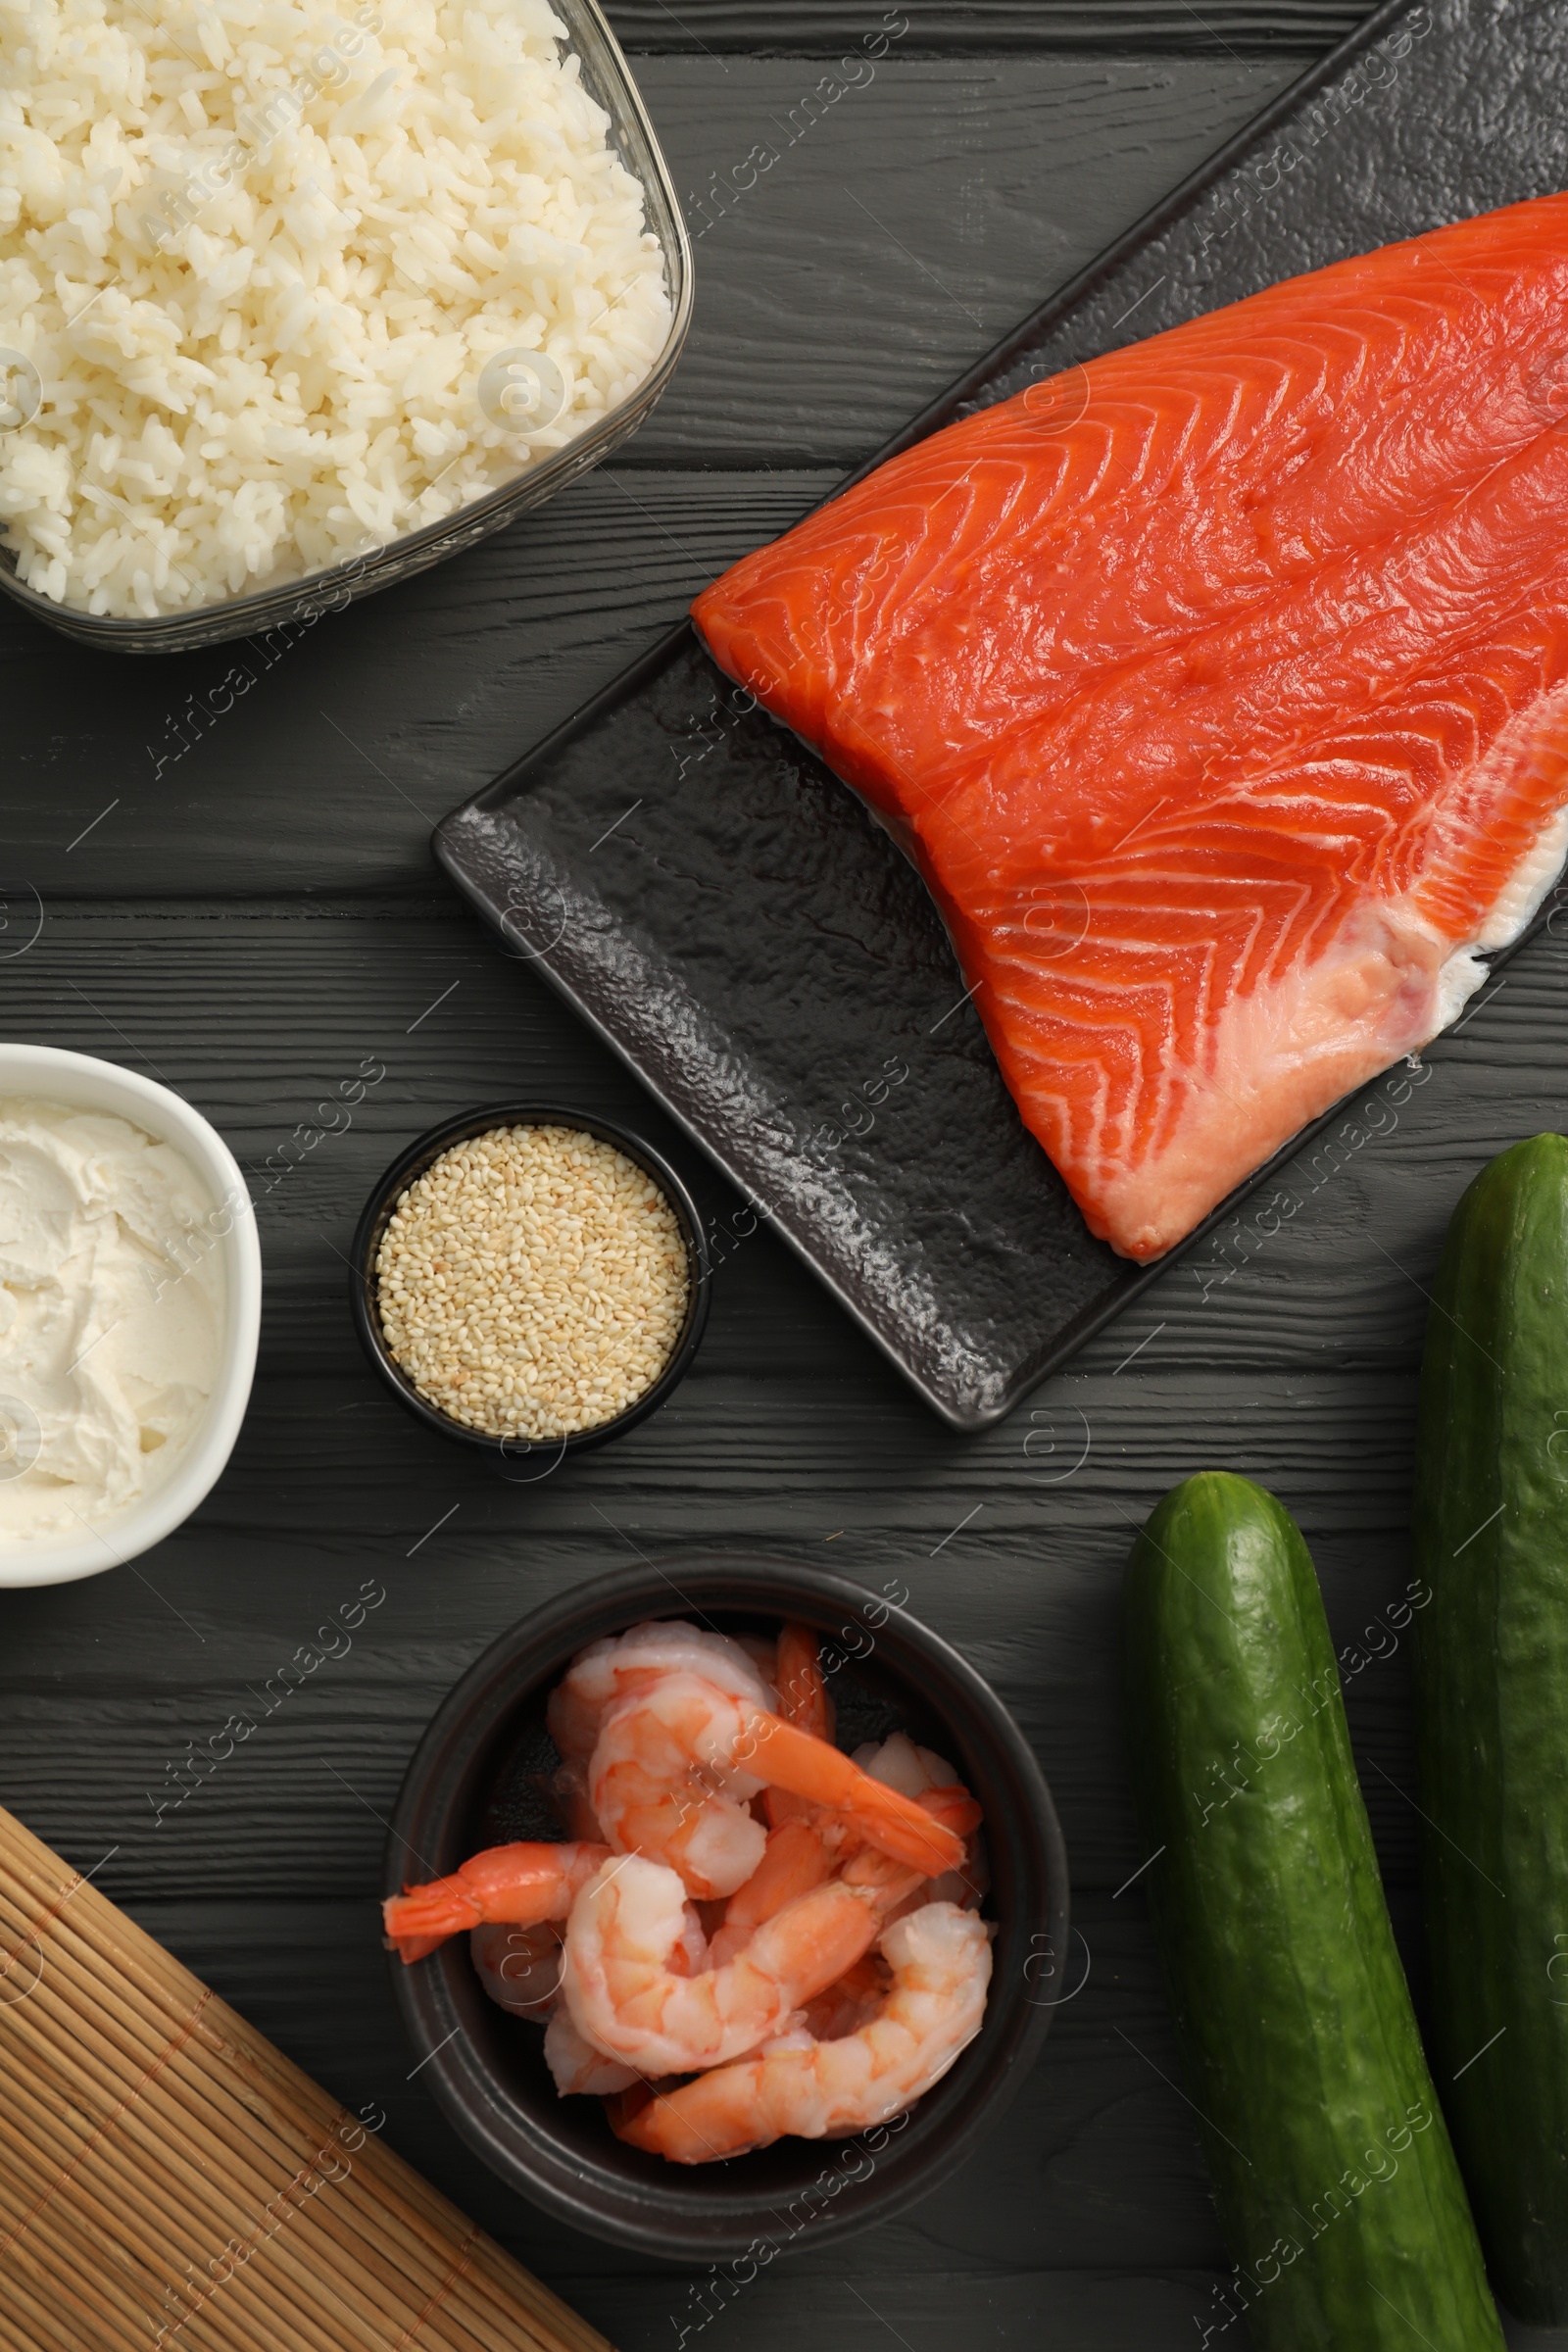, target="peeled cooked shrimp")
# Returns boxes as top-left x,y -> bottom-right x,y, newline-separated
556,1630 -> 778,1900
734,1633 -> 779,1688
590,1672 -> 773,1900
589,1671 -> 965,1893
543,2008 -> 640,2096
469,1907 -> 704,2022
554,1621 -> 961,1892
383,1839 -> 610,1963
852,1735 -> 987,1908
707,1818 -> 834,1968
799,1951 -> 890,2042
470,1904 -> 704,2098
746,1713 -> 966,1876
612,1903 -> 992,2161
469,1921 -> 564,2016
766,1622 -> 833,1829
548,1623 -> 773,1760
774,1621 -> 830,1738
561,1851 -> 908,2077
